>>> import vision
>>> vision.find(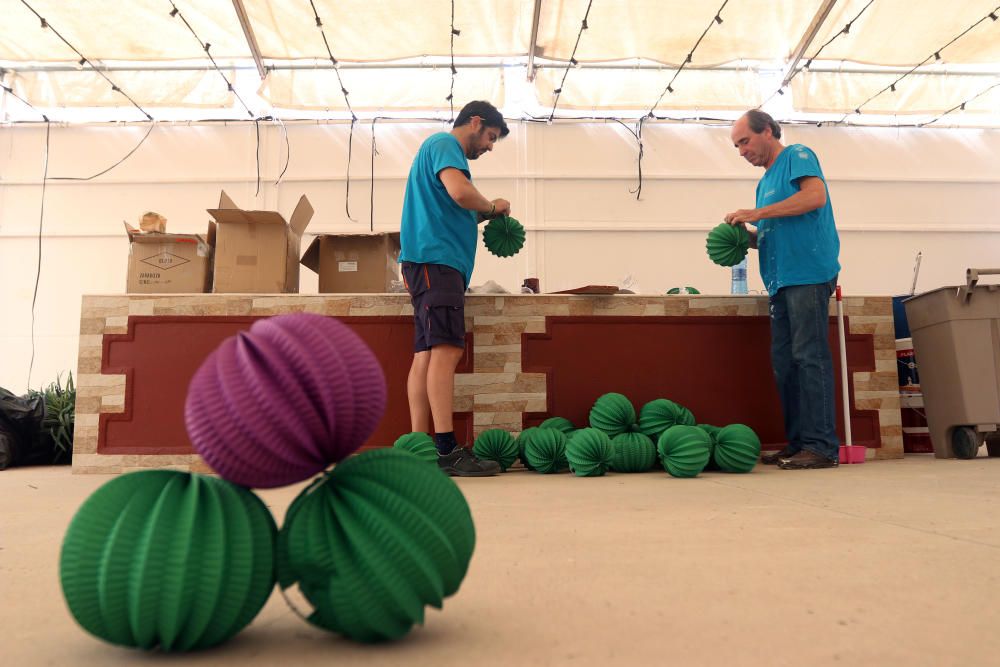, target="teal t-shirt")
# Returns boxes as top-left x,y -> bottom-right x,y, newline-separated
399,132 -> 478,287
752,144 -> 841,296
